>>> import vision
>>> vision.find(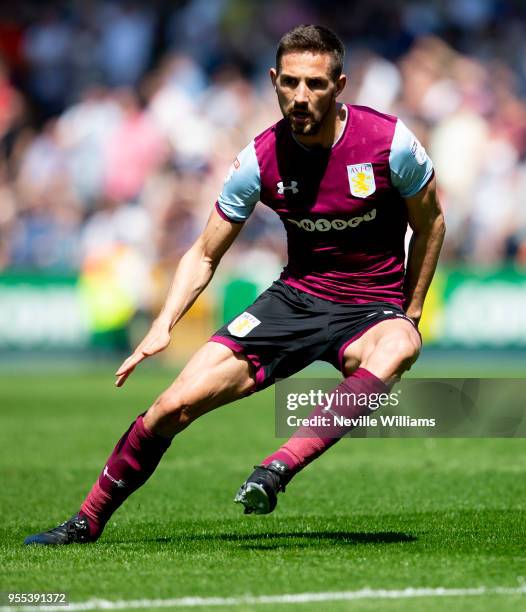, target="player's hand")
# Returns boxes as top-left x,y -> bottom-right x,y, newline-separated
115,320 -> 172,387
